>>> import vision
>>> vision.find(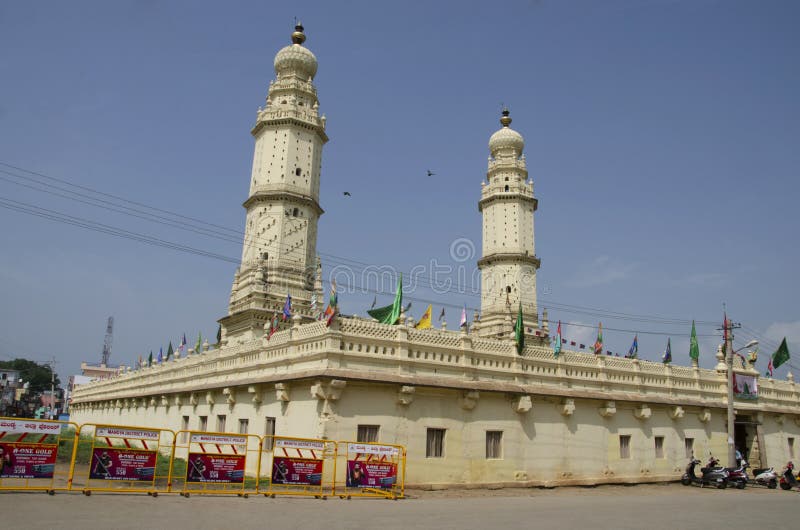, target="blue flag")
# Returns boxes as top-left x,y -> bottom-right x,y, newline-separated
282,293 -> 292,321
628,335 -> 638,359
157,347 -> 163,364
662,338 -> 672,364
